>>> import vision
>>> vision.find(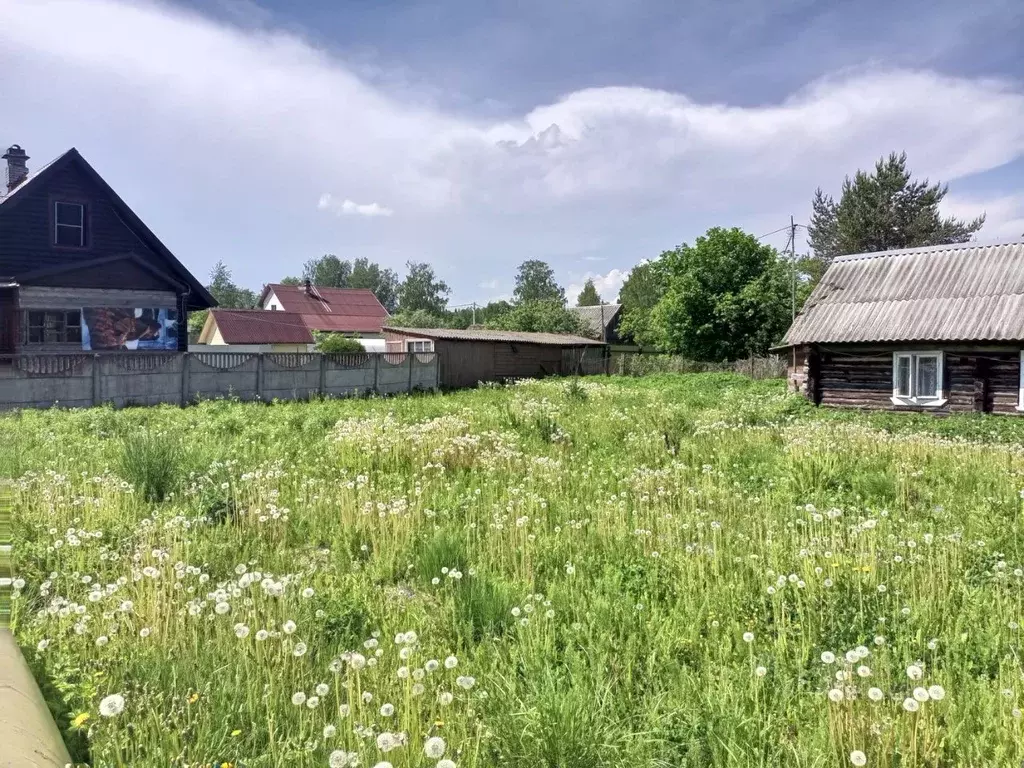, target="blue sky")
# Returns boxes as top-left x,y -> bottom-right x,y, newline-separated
1,0 -> 1022,305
